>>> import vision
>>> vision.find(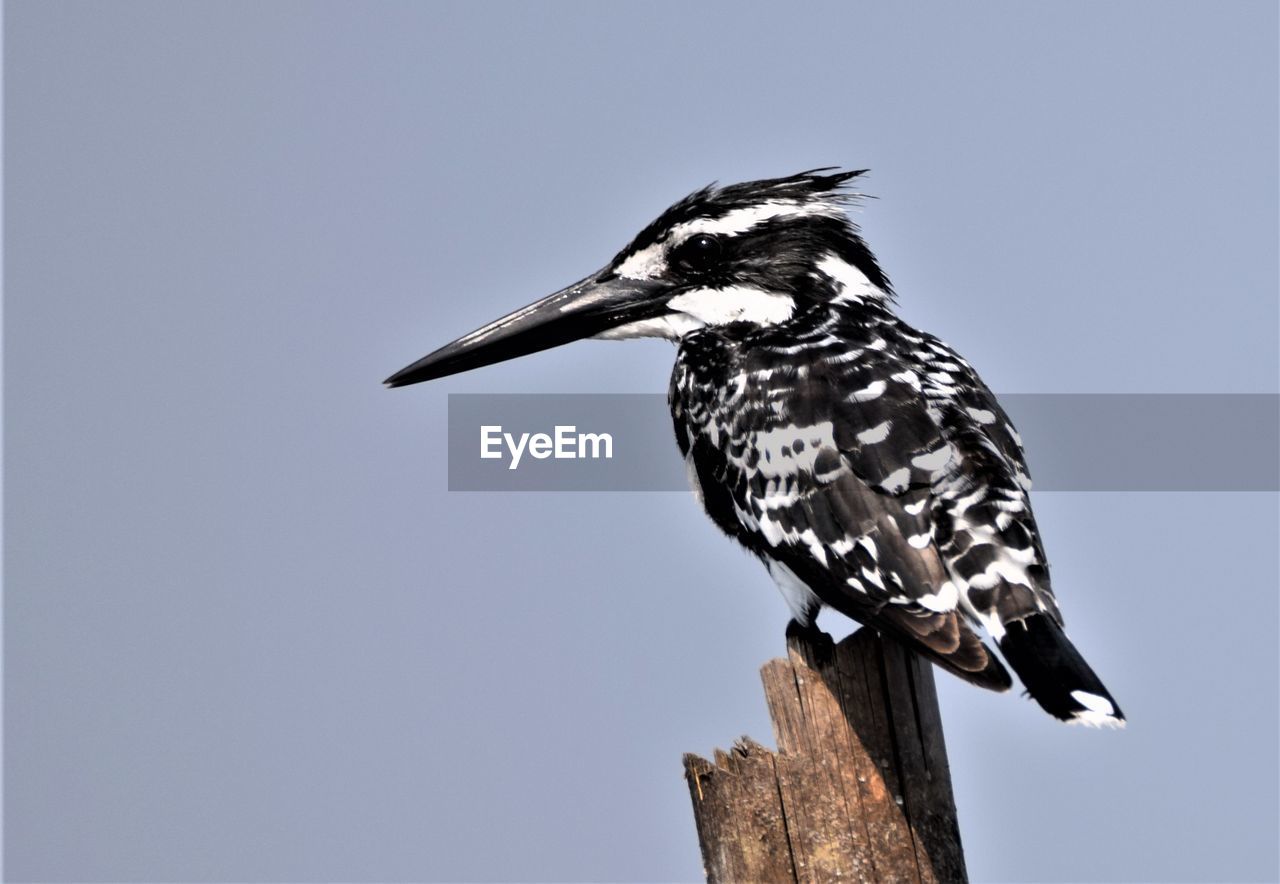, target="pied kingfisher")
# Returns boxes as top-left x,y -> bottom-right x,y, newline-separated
386,170 -> 1124,727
